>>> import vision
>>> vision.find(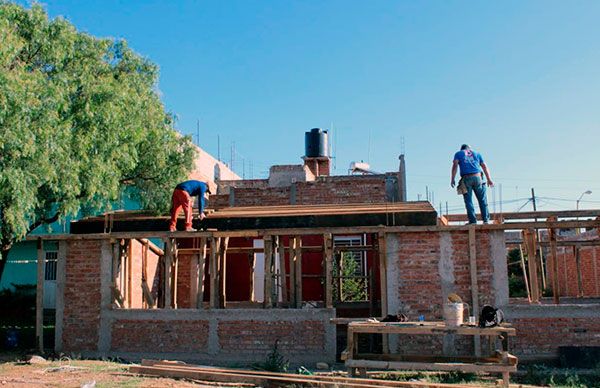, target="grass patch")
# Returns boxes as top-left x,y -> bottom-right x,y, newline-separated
514,364 -> 600,388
